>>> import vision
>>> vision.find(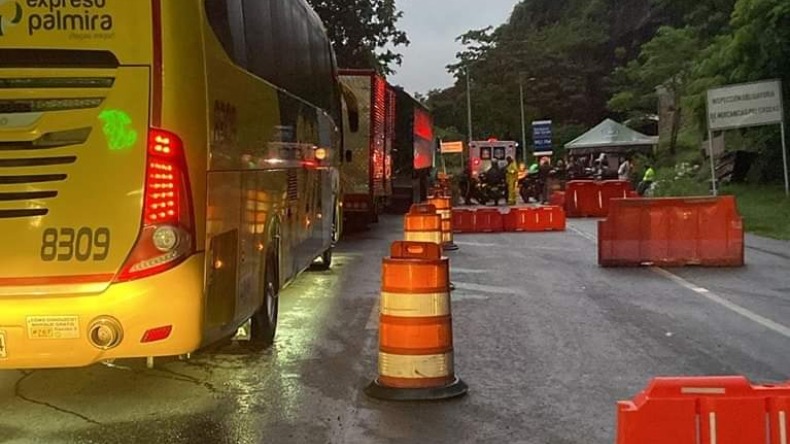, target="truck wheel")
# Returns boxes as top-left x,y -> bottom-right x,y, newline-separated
247,254 -> 278,350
